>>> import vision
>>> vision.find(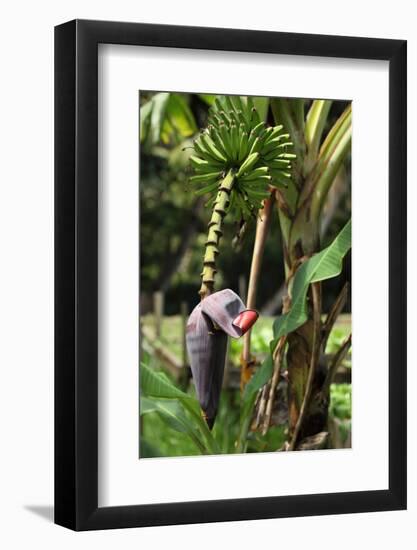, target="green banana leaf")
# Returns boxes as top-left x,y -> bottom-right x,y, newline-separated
141,396 -> 188,433
162,94 -> 197,141
140,92 -> 198,147
140,361 -> 192,401
140,362 -> 220,454
198,94 -> 216,106
305,99 -> 332,162
272,219 -> 351,343
252,97 -> 269,122
149,92 -> 170,144
141,396 -> 208,453
139,438 -> 164,458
